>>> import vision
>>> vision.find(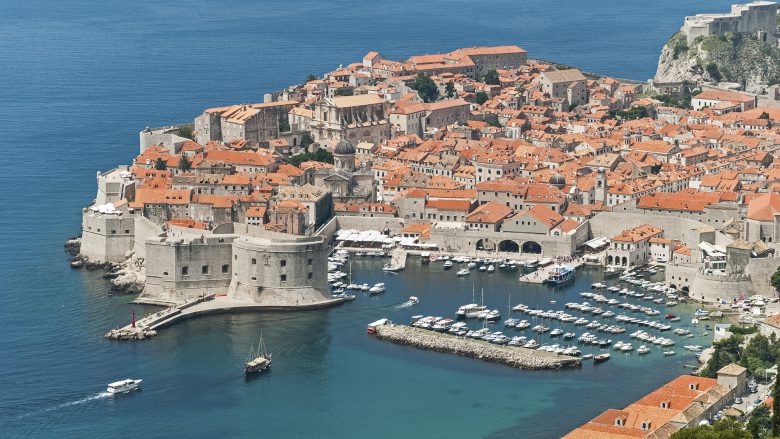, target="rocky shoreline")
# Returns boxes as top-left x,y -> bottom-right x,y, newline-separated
65,236 -> 146,295
374,324 -> 581,370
